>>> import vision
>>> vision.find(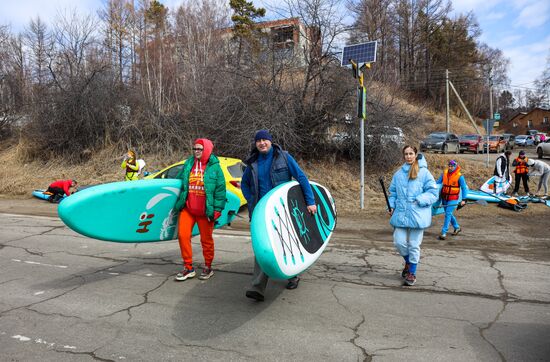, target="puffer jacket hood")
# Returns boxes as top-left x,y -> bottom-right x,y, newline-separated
194,138 -> 214,164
